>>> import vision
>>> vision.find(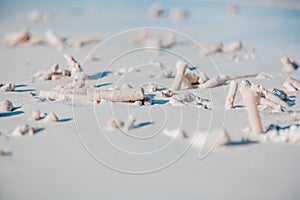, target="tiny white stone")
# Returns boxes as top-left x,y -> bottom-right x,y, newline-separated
143,95 -> 152,106
149,4 -> 164,18
107,118 -> 124,130
31,110 -> 41,121
161,90 -> 173,97
0,82 -> 15,92
222,41 -> 242,53
0,100 -> 13,112
169,8 -> 187,20
11,124 -> 36,137
133,101 -> 143,106
198,72 -> 209,84
44,112 -> 59,122
28,9 -> 43,22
